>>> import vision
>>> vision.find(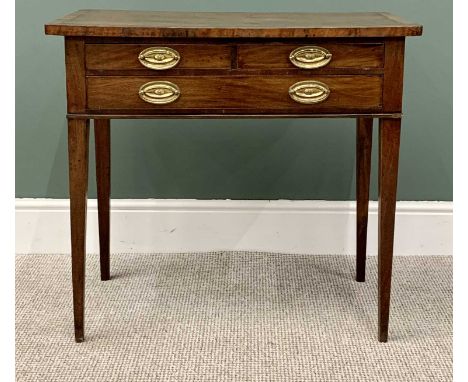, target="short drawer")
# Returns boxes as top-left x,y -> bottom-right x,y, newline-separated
87,75 -> 382,113
238,43 -> 384,70
86,44 -> 232,71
